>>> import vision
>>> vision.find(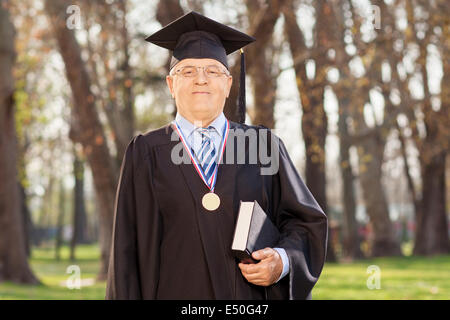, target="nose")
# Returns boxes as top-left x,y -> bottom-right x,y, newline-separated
194,67 -> 208,85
